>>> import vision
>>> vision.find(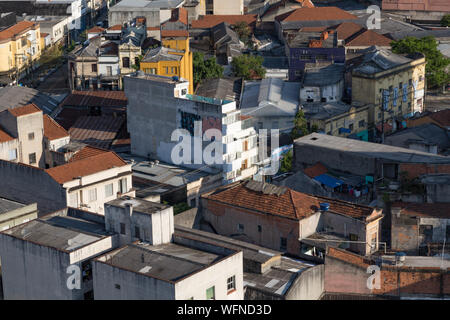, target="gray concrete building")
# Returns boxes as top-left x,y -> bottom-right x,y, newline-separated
0,207 -> 118,299
0,198 -> 38,232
